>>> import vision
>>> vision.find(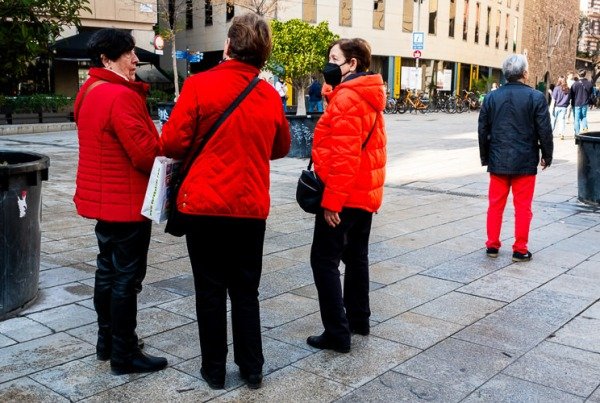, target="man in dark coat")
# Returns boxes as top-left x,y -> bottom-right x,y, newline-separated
570,69 -> 594,135
478,54 -> 553,262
